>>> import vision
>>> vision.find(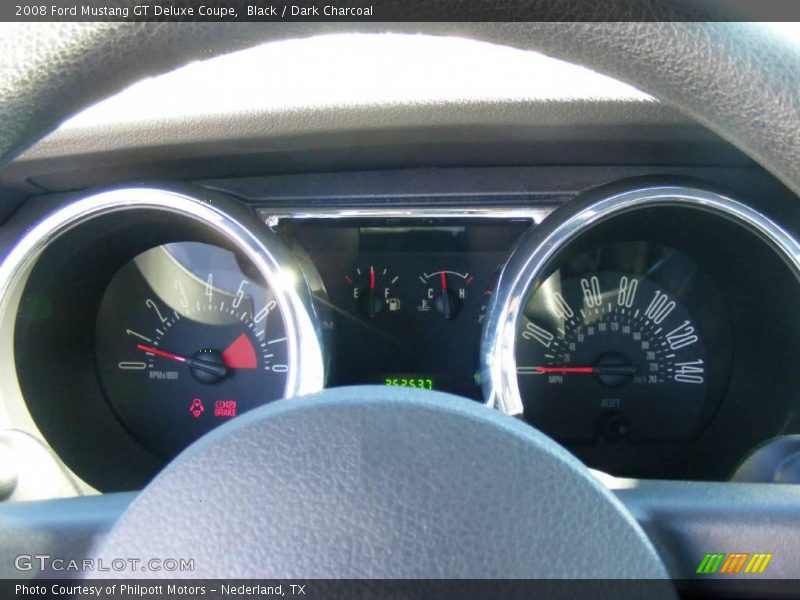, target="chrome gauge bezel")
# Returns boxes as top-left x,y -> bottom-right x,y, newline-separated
480,186 -> 800,416
0,186 -> 326,492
